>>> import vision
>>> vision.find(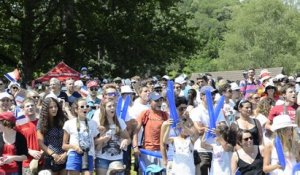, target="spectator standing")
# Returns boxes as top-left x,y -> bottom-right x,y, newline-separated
37,97 -> 68,174
239,68 -> 260,99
